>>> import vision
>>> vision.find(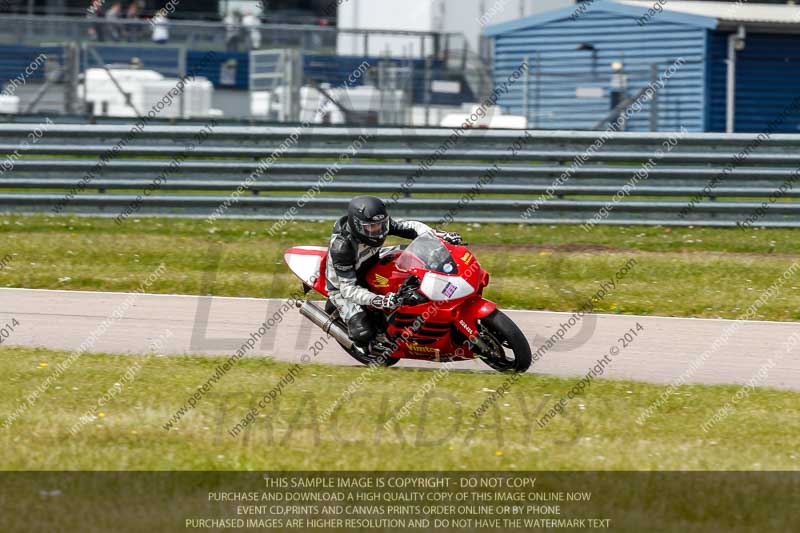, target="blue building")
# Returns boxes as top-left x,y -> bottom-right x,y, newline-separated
485,0 -> 800,133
